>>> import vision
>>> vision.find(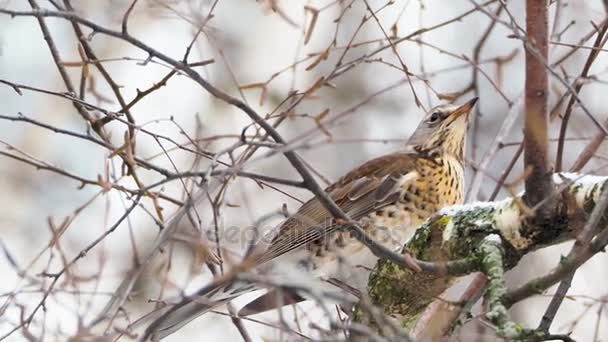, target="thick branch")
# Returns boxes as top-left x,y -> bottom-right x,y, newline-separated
359,172 -> 608,337
523,0 -> 552,208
